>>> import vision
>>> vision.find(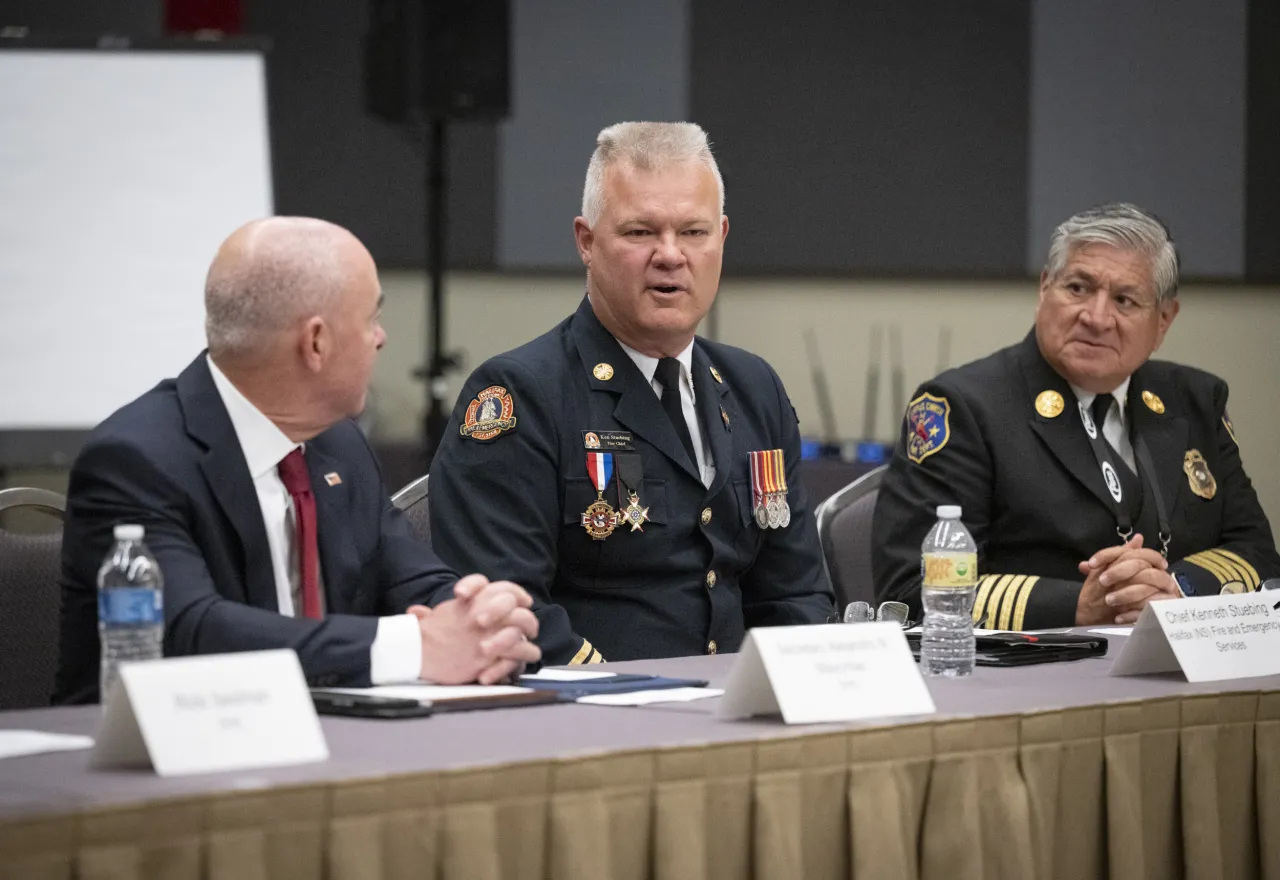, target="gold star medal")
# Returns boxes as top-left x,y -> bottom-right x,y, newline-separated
622,493 -> 650,532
